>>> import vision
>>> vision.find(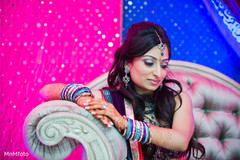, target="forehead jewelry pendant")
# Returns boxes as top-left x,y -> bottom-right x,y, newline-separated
155,30 -> 166,56
158,43 -> 166,54
161,51 -> 164,56
157,41 -> 165,57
